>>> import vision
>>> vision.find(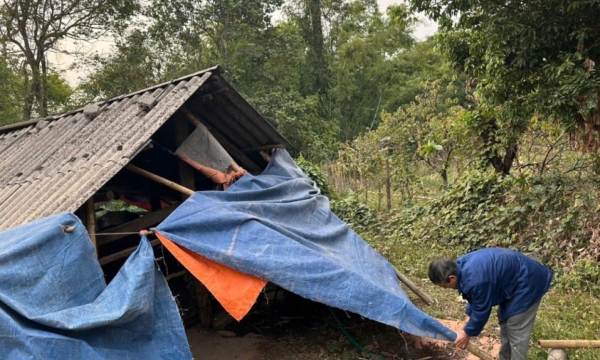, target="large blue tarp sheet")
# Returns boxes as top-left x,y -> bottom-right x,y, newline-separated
157,149 -> 456,341
0,213 -> 191,359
